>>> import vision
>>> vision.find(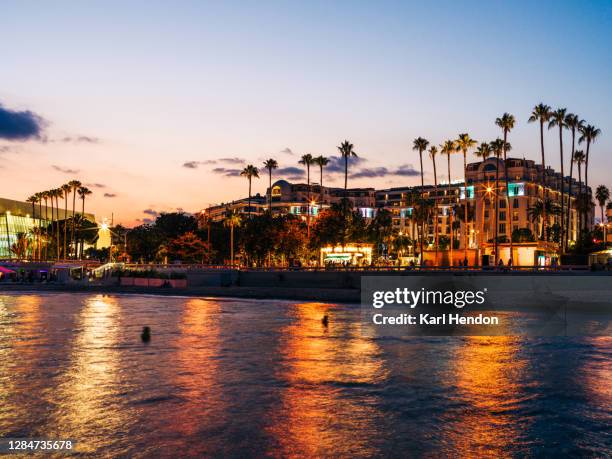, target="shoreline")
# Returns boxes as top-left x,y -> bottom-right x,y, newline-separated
0,284 -> 361,303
